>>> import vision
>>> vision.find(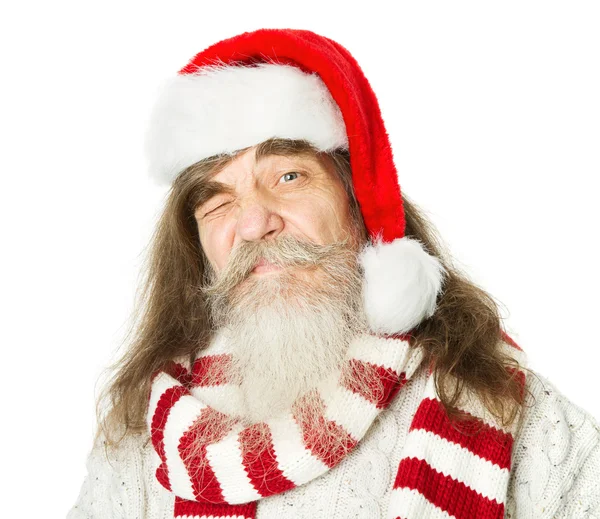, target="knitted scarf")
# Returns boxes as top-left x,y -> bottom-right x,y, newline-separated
147,330 -> 527,519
